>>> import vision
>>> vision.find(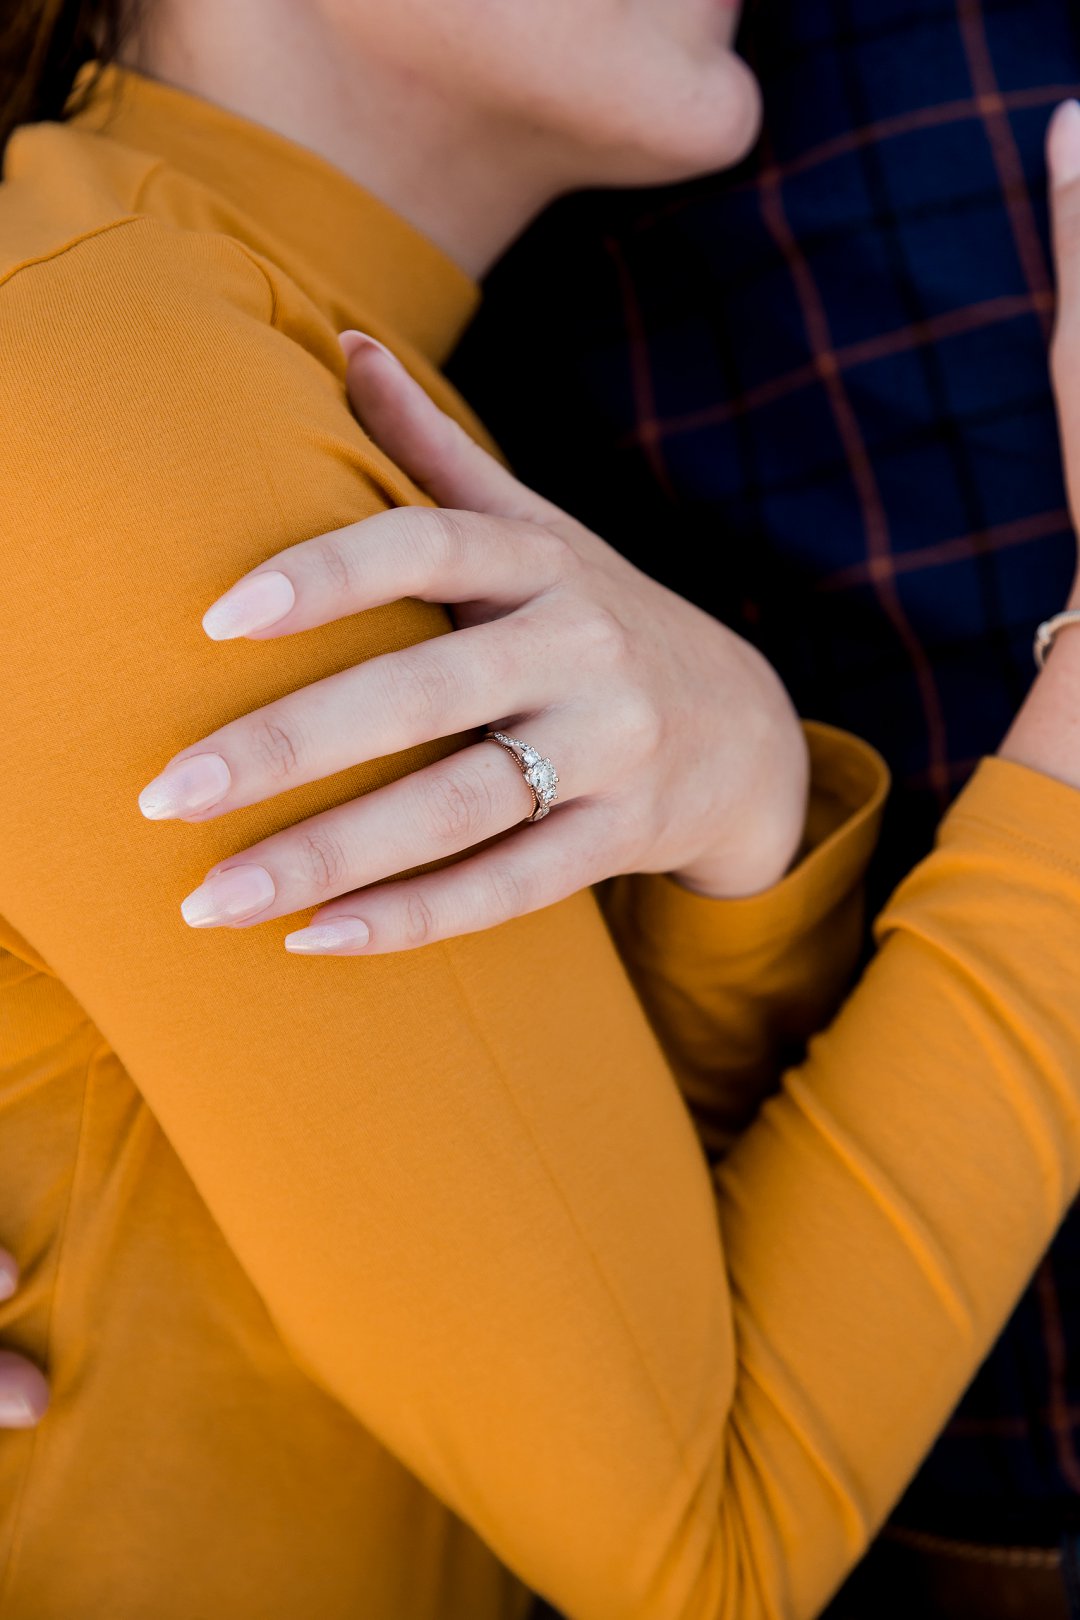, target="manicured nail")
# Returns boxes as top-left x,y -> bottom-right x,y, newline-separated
202,570 -> 296,641
0,1261 -> 16,1303
139,753 -> 231,820
284,917 -> 370,954
181,865 -> 276,928
0,1392 -> 40,1428
339,329 -> 398,363
1049,100 -> 1080,187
